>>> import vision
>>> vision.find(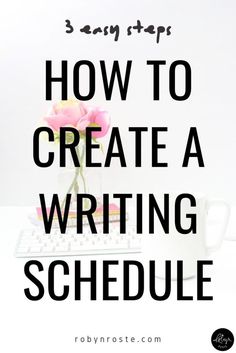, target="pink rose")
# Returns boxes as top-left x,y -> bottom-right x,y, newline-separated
86,108 -> 110,138
43,99 -> 110,138
44,99 -> 90,132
